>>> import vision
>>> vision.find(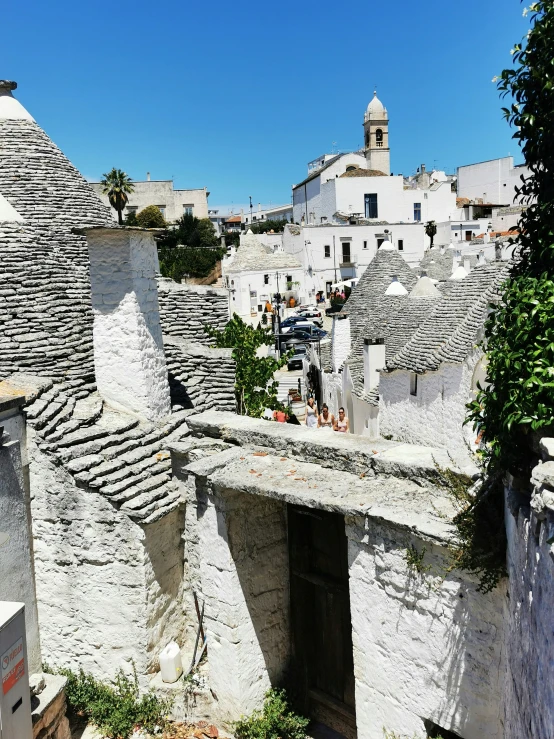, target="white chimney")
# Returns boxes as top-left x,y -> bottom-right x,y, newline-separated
463,257 -> 471,273
147,171 -> 151,181
86,228 -> 171,423
478,250 -> 485,264
331,314 -> 351,372
364,338 -> 386,392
